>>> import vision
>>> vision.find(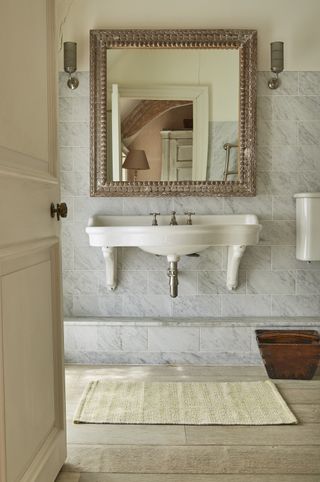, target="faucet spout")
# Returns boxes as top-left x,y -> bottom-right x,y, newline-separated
169,211 -> 178,226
